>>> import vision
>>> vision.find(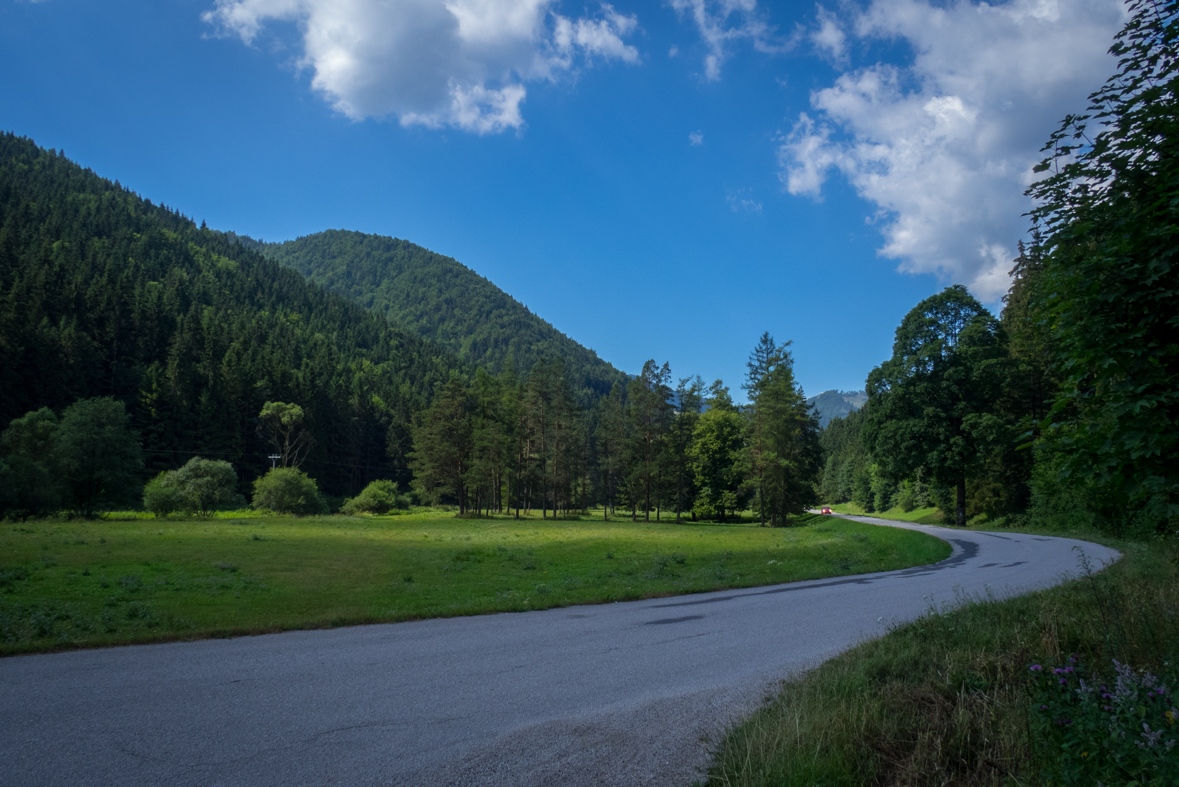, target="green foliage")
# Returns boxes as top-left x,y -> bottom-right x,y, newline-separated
744,333 -> 822,525
818,407 -> 870,505
0,407 -> 62,519
664,375 -> 705,521
53,397 -> 143,518
626,360 -> 673,520
1024,0 -> 1179,523
410,378 -> 474,509
251,467 -> 327,515
690,382 -> 749,522
169,457 -> 243,516
256,229 -> 626,408
864,286 -> 1010,526
0,135 -> 465,498
341,479 -> 408,515
143,472 -> 185,517
257,402 -> 314,469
